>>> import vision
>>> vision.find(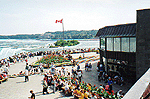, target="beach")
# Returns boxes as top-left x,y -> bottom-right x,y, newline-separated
0,52 -> 132,99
